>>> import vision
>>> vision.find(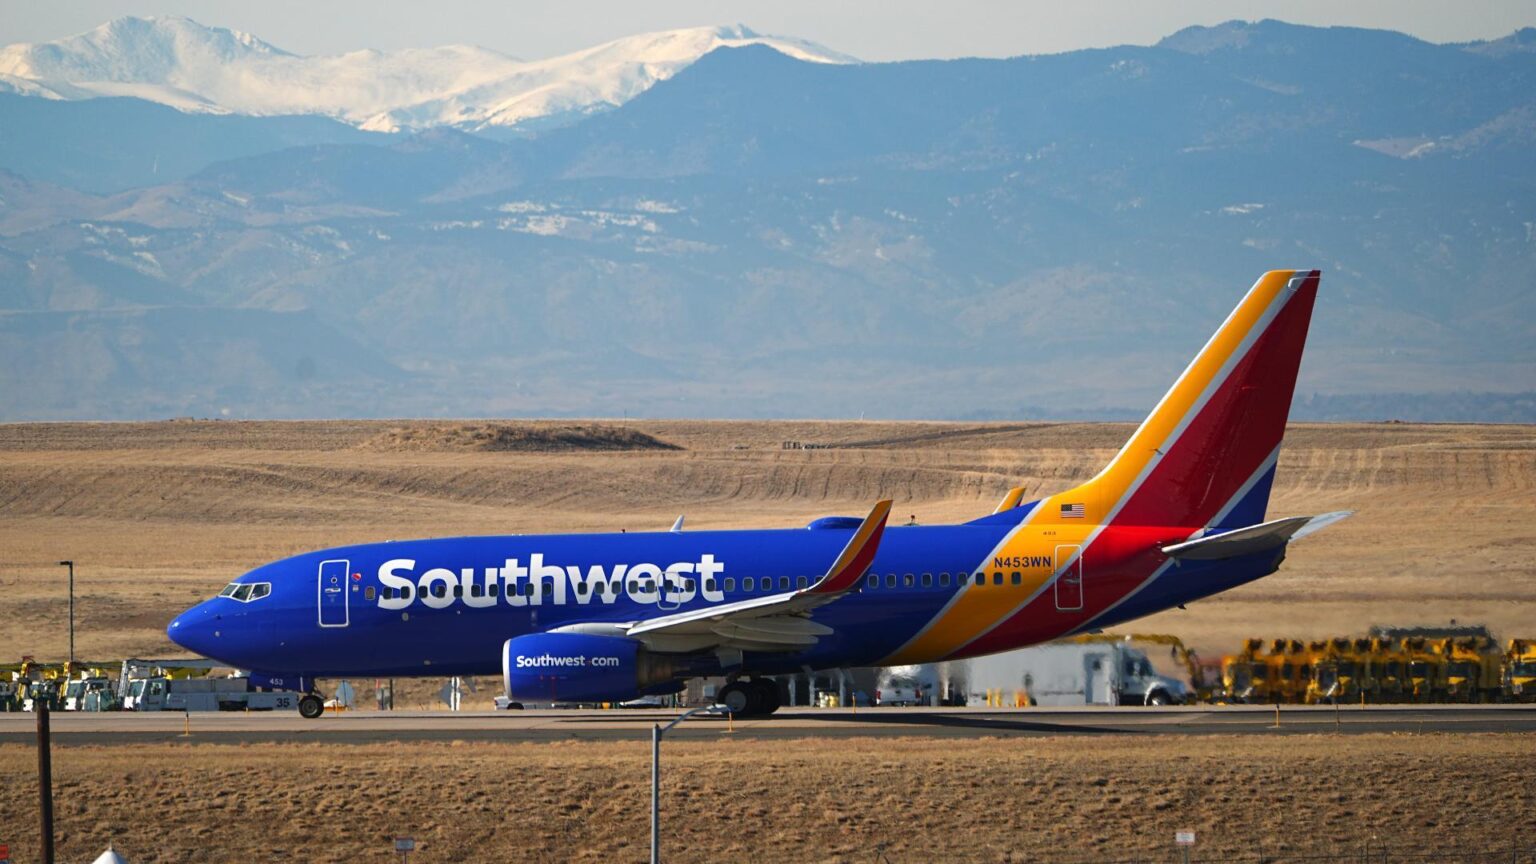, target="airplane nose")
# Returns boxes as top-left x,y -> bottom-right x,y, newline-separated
167,601 -> 224,658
